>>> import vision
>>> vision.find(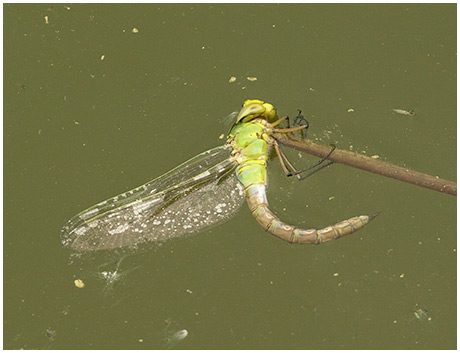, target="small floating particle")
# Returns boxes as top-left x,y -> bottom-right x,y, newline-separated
333,272 -> 339,277
44,16 -> 49,24
173,329 -> 188,341
328,196 -> 335,201
414,308 -> 428,320
371,155 -> 380,159
132,27 -> 139,34
165,329 -> 189,348
399,273 -> 405,278
138,338 -> 143,343
228,76 -> 236,83
100,55 -> 105,61
74,279 -> 85,288
218,133 -> 225,139
246,76 -> 257,82
186,289 -> 193,294
45,328 -> 56,341
347,108 -> 354,113
392,108 -> 416,116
